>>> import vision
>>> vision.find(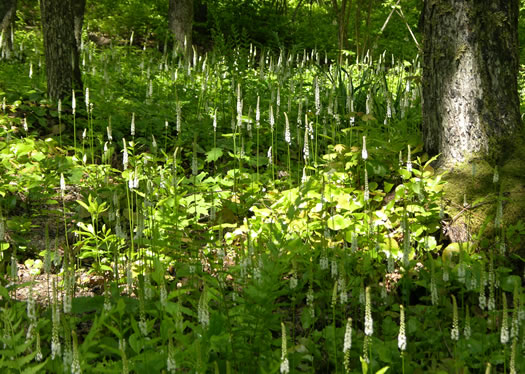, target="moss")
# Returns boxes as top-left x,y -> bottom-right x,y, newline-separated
439,133 -> 525,256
